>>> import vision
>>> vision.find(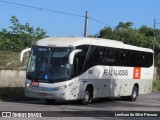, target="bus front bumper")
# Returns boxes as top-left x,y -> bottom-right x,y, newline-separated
25,86 -> 69,101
